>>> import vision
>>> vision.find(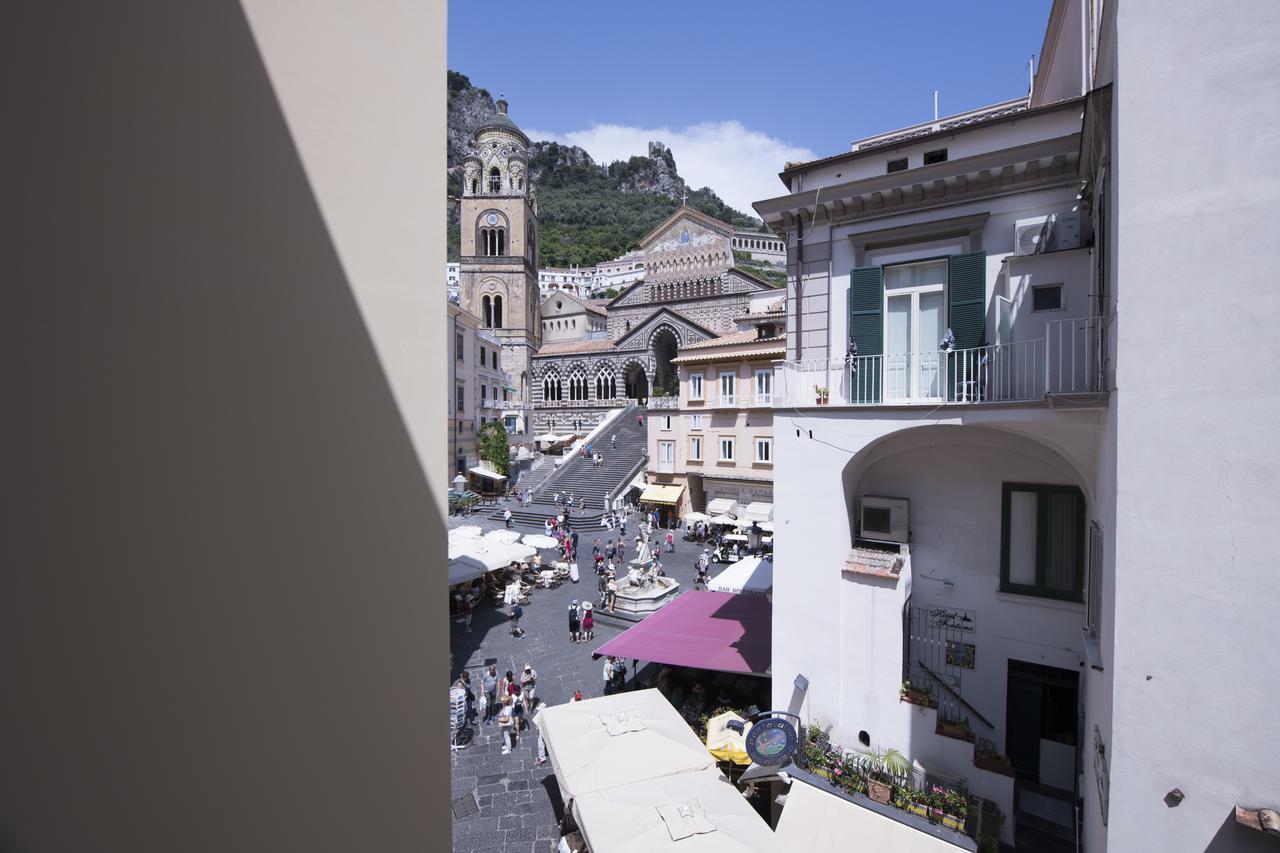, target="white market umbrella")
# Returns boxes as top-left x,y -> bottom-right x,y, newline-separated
482,541 -> 536,564
484,528 -> 522,544
450,525 -> 482,539
522,534 -> 559,550
708,556 -> 773,596
684,512 -> 710,524
710,514 -> 738,526
757,521 -> 774,533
